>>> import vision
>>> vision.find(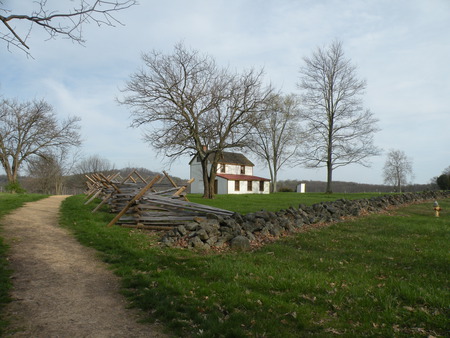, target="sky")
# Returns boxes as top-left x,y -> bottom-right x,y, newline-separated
1,0 -> 449,185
